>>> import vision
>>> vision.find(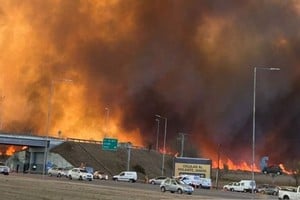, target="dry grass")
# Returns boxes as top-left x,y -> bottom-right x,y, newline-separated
51,142 -> 296,187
